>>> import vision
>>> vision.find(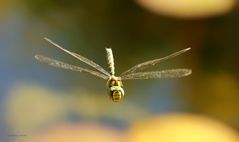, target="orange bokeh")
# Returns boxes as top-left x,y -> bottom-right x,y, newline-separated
27,123 -> 125,142
127,113 -> 239,142
137,0 -> 237,18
